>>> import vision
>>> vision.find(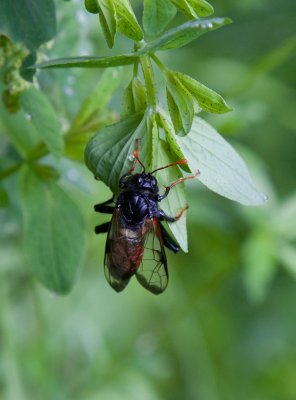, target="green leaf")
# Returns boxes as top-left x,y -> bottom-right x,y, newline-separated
176,117 -> 266,205
278,244 -> 296,278
156,140 -> 188,252
20,87 -> 64,158
71,68 -> 123,132
147,18 -> 232,52
165,70 -> 195,135
85,113 -> 153,193
169,0 -> 196,18
0,0 -> 56,51
121,77 -> 148,118
0,102 -> 39,157
84,0 -> 100,13
156,110 -> 190,172
166,90 -> 183,135
170,0 -> 213,18
20,165 -> 85,294
272,193 -> 296,240
0,186 -> 9,208
187,0 -> 214,17
98,0 -> 117,48
143,0 -> 177,36
174,71 -> 232,114
32,53 -> 139,69
242,229 -> 277,302
113,0 -> 143,41
121,81 -> 136,118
